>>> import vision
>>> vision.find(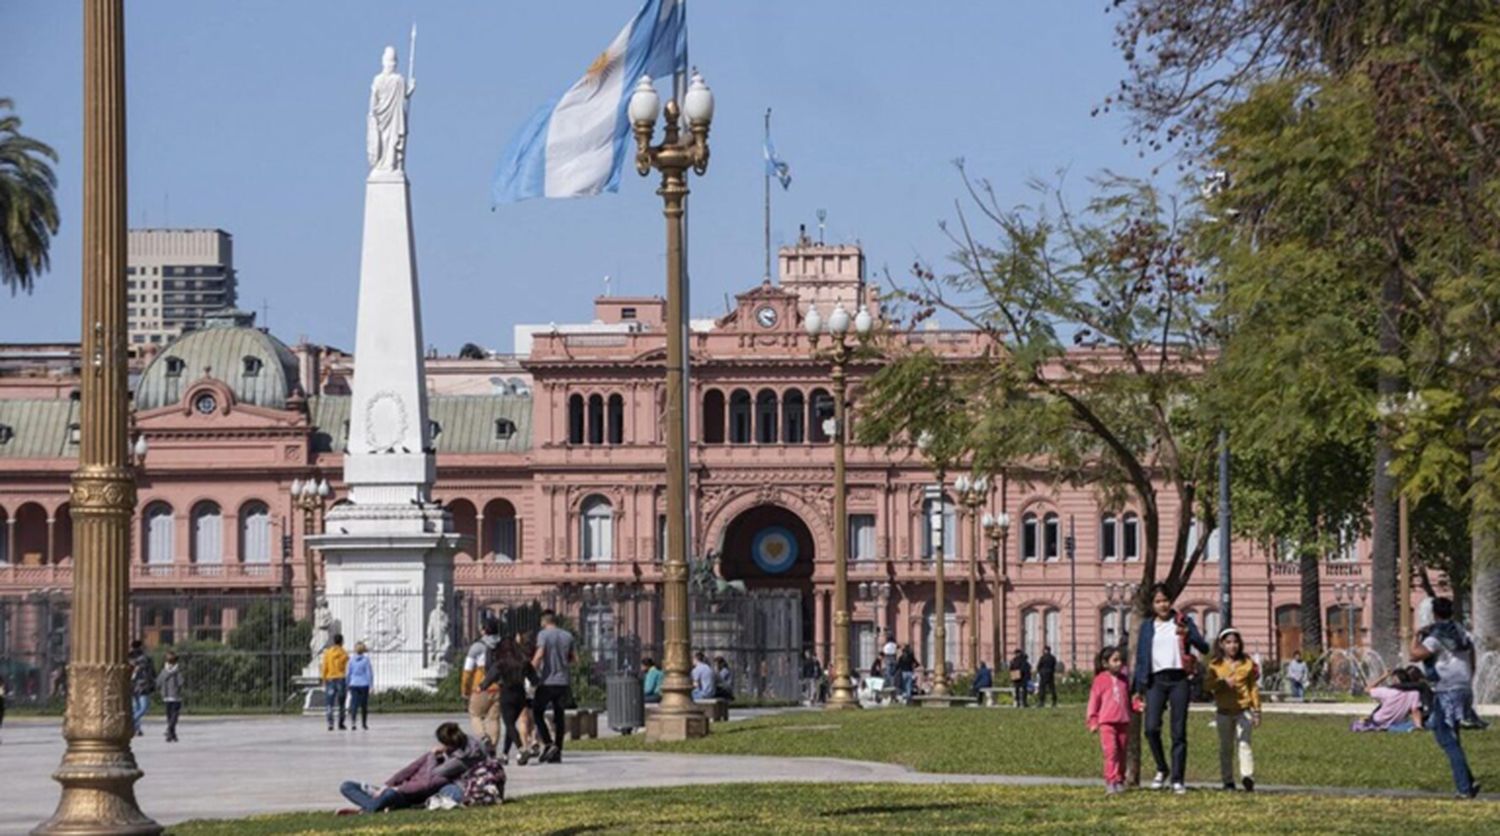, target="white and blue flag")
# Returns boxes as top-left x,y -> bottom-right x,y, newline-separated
492,0 -> 687,203
764,137 -> 792,190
